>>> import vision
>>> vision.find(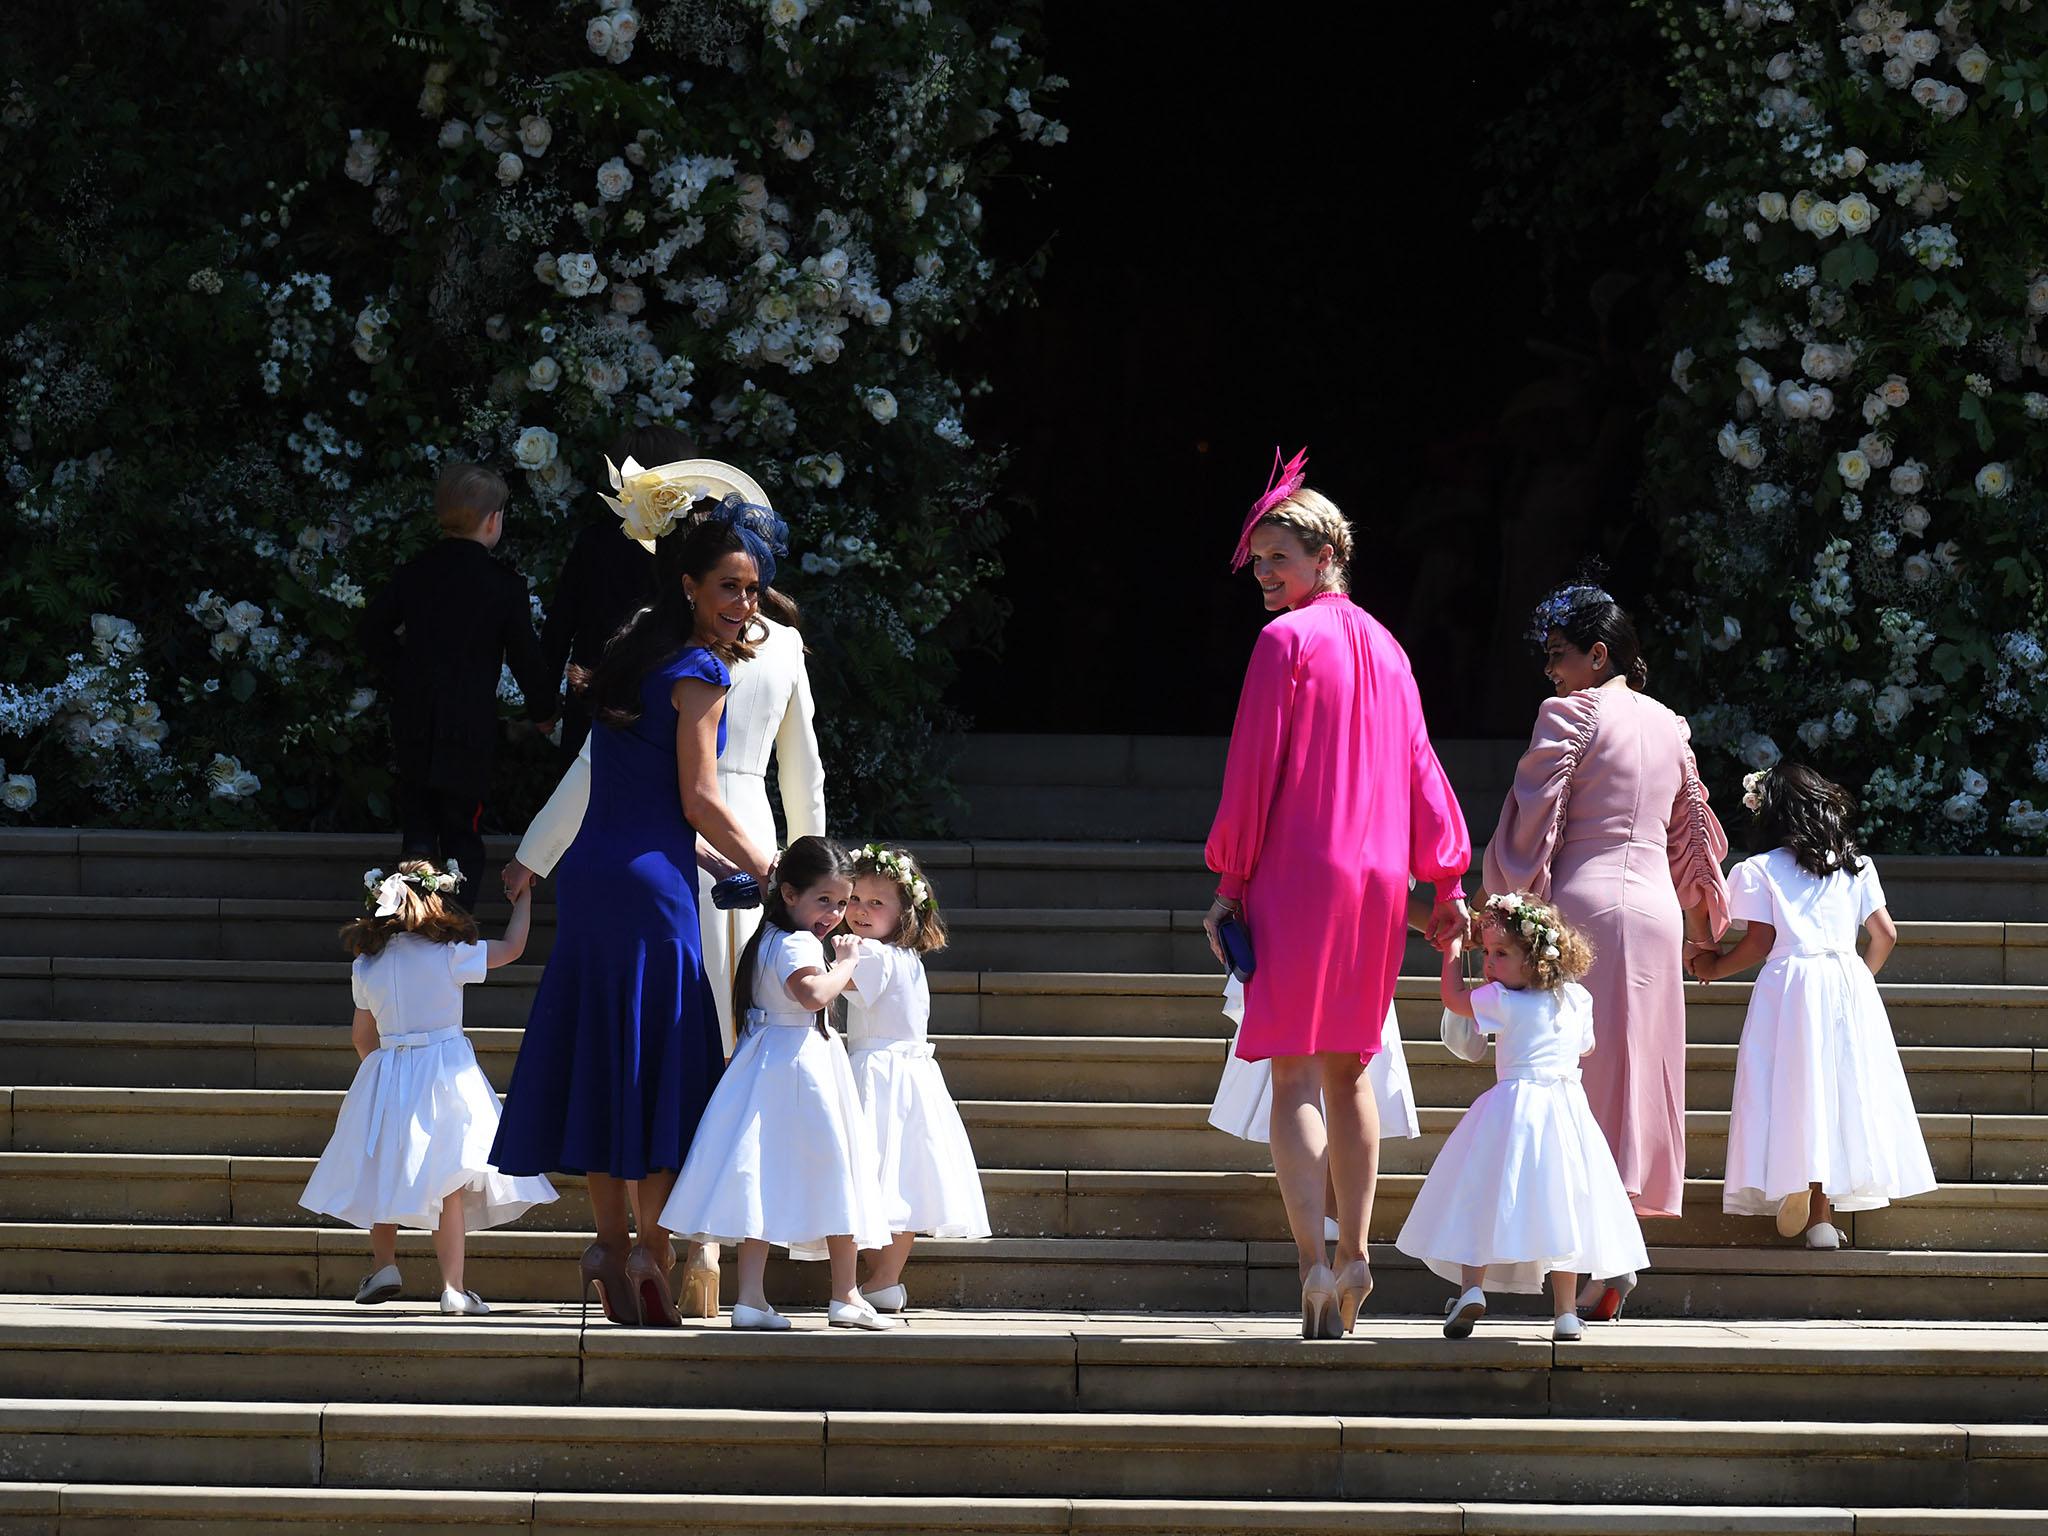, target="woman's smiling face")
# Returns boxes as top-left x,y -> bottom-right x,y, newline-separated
1247,523 -> 1330,612
685,550 -> 760,646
